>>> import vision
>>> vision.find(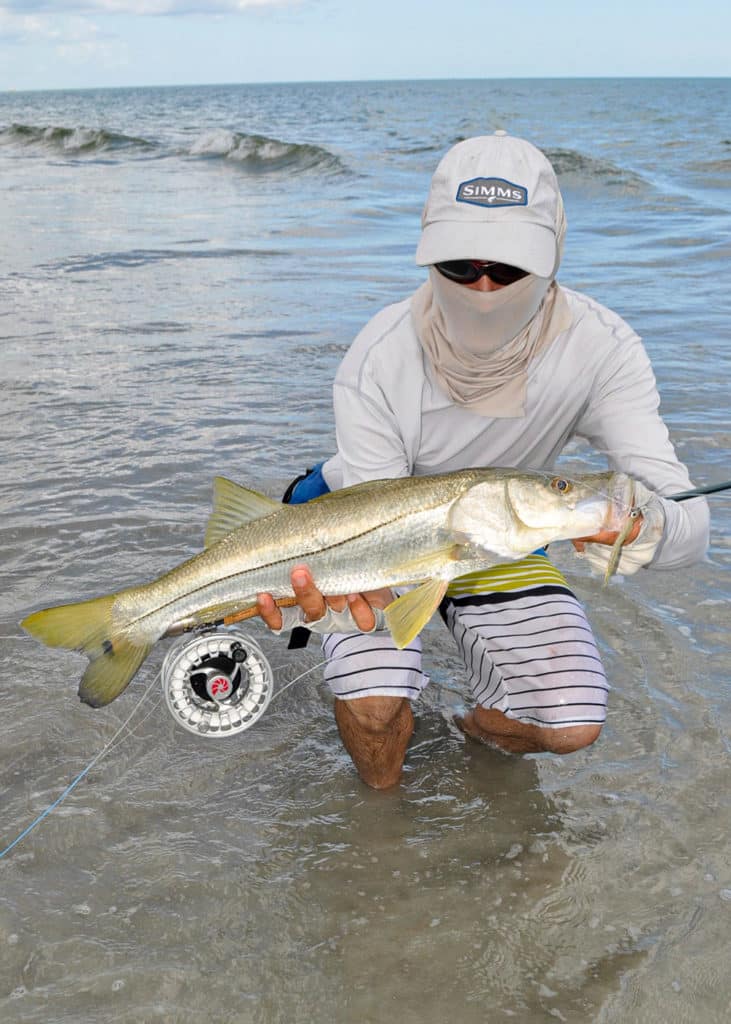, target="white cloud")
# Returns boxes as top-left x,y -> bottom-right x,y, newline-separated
91,0 -> 296,10
0,9 -> 59,40
1,0 -> 297,15
0,0 -> 300,50
0,7 -> 128,64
